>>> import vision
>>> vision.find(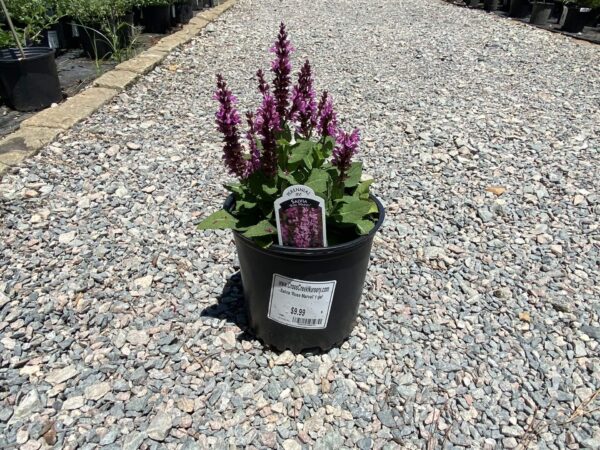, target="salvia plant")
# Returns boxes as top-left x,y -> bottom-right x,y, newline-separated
198,23 -> 378,248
